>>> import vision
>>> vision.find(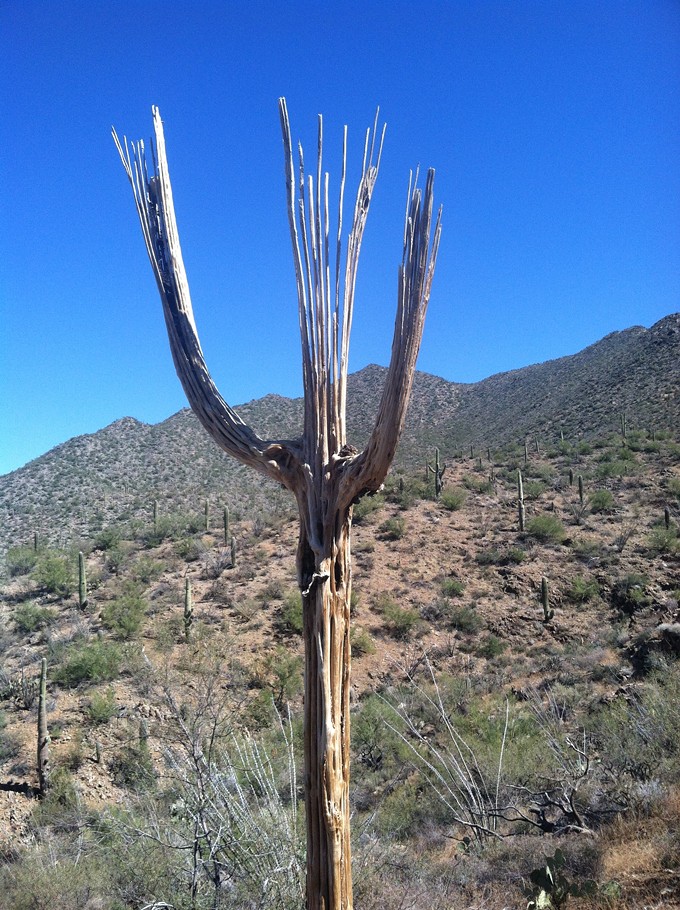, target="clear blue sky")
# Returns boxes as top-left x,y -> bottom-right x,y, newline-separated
2,1 -> 679,476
